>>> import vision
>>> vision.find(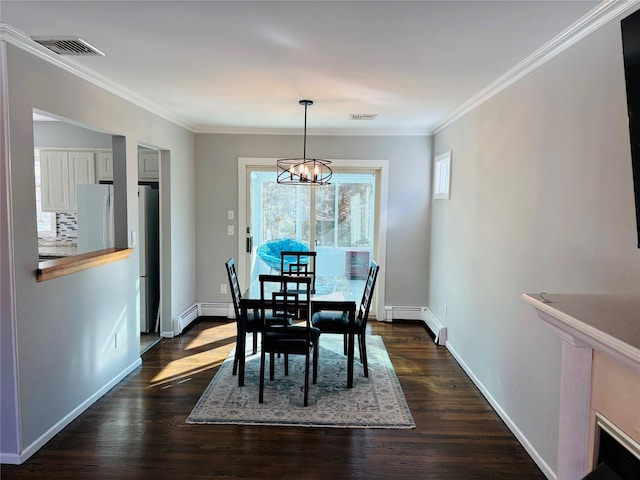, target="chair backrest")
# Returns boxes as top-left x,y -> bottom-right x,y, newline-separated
225,257 -> 242,319
357,261 -> 379,327
280,251 -> 317,293
259,274 -> 312,330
